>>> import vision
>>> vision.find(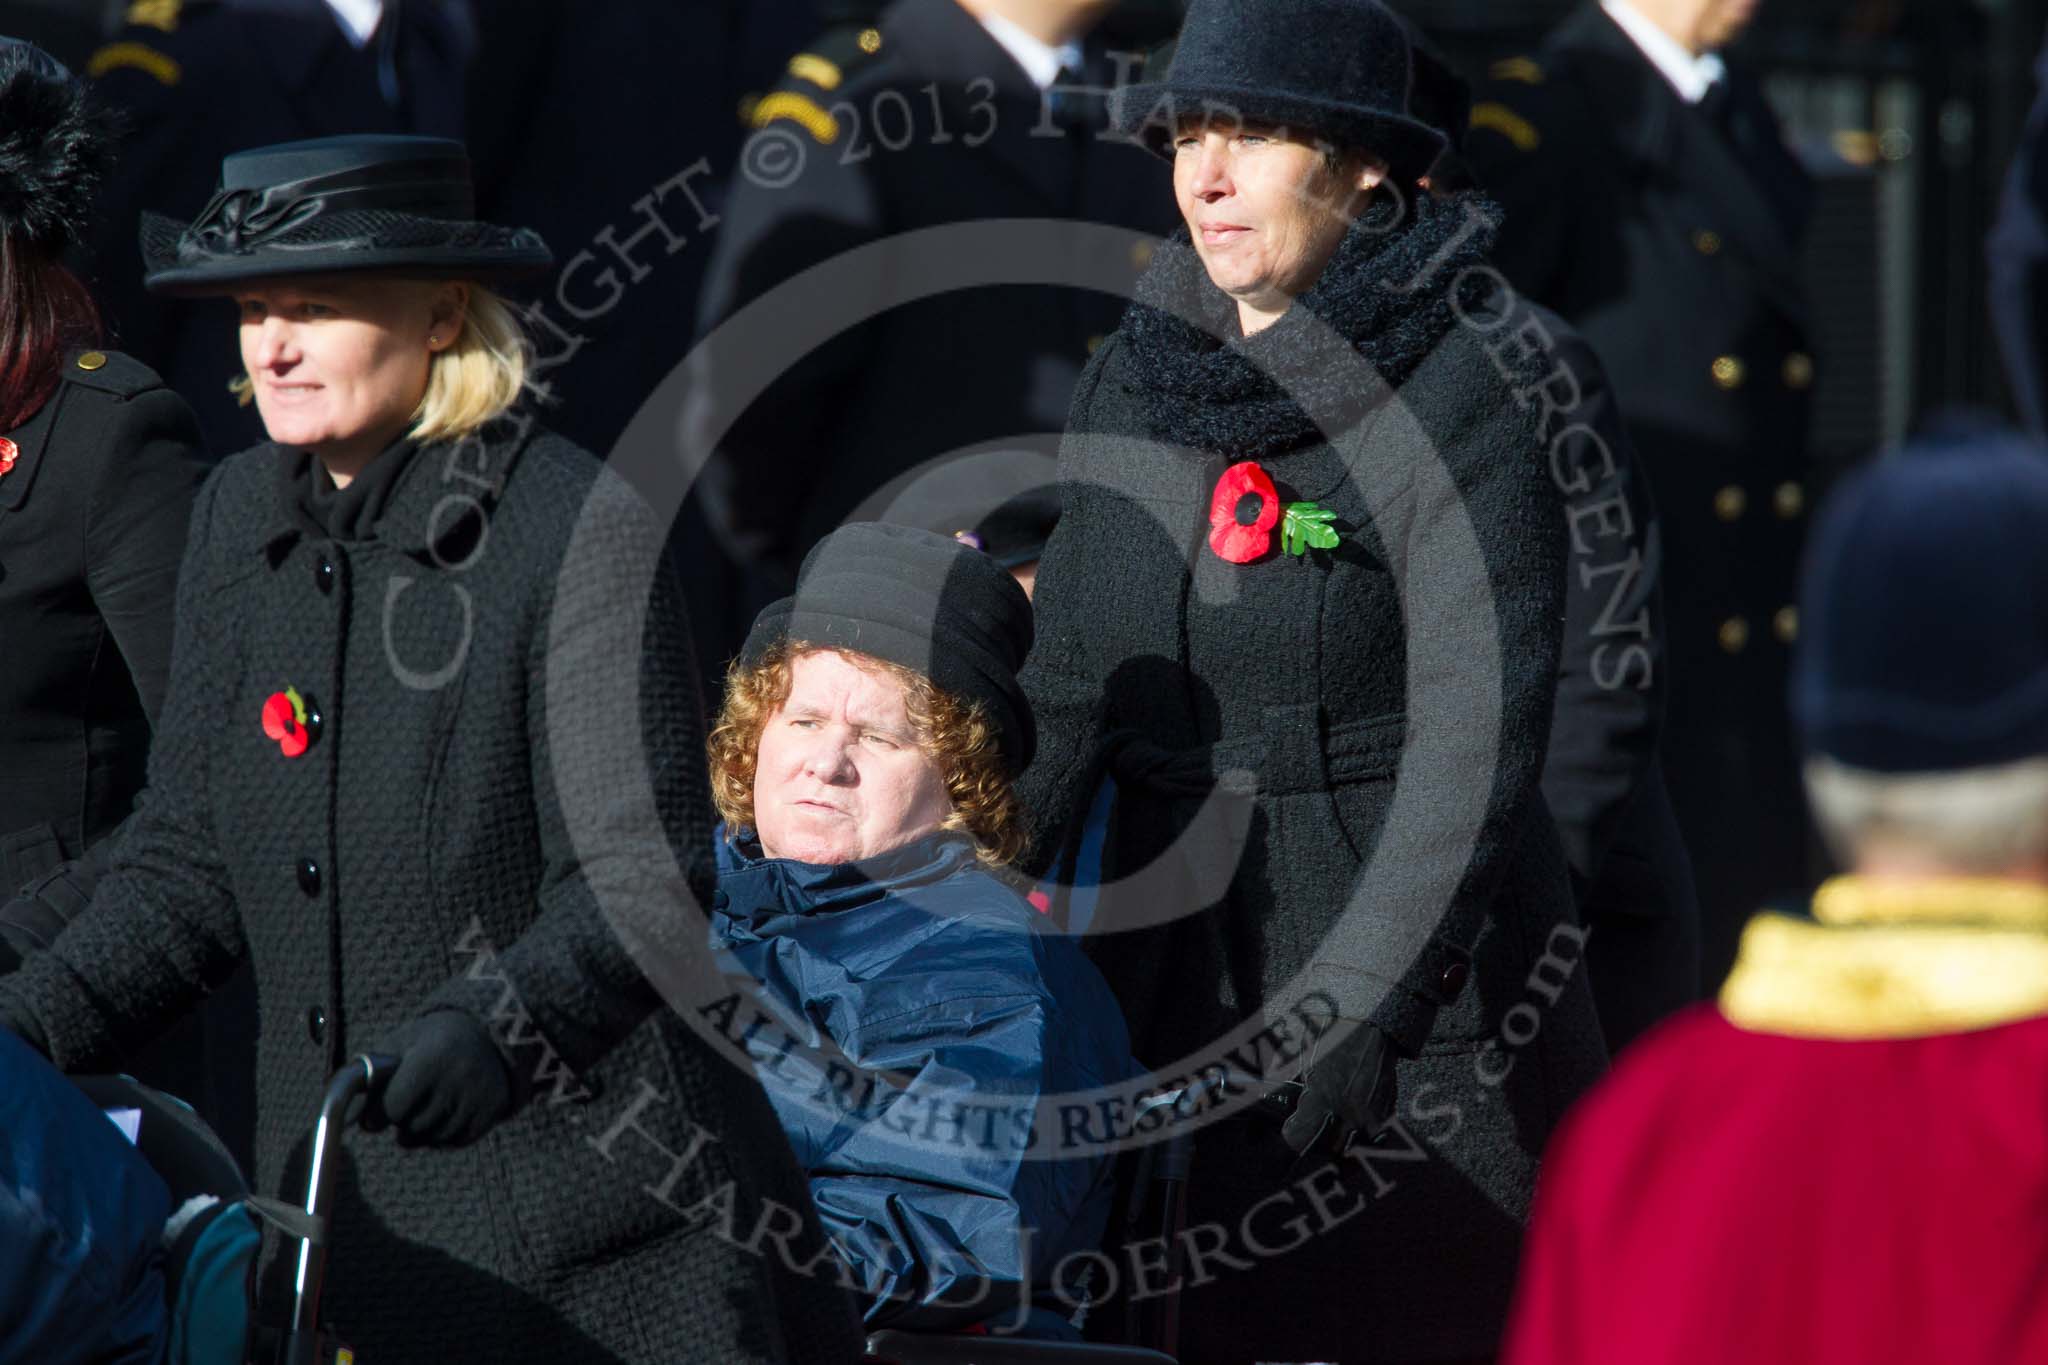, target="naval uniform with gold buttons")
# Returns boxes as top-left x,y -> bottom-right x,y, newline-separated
689,0 -> 1179,611
1467,3 -> 1818,981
